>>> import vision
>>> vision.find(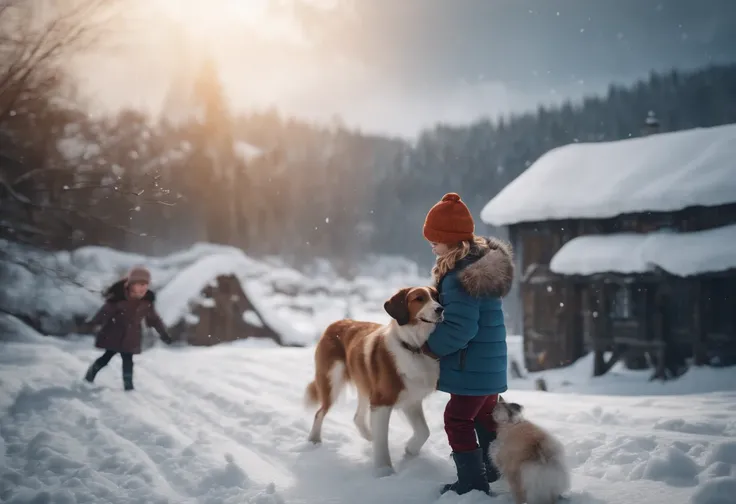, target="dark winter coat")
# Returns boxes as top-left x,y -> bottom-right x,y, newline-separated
87,280 -> 170,354
424,237 -> 514,396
